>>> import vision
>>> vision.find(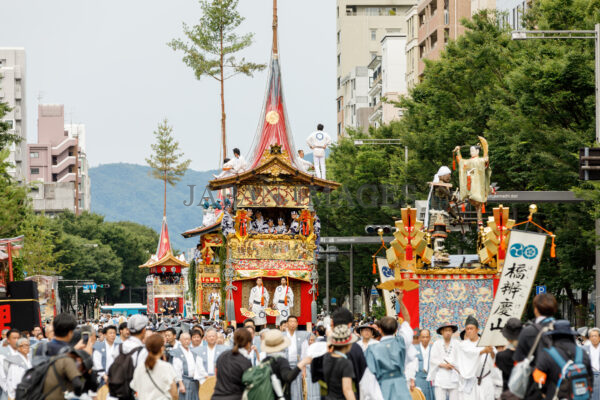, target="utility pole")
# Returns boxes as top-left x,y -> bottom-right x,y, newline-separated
512,24 -> 600,324
325,244 -> 329,313
349,244 -> 354,314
